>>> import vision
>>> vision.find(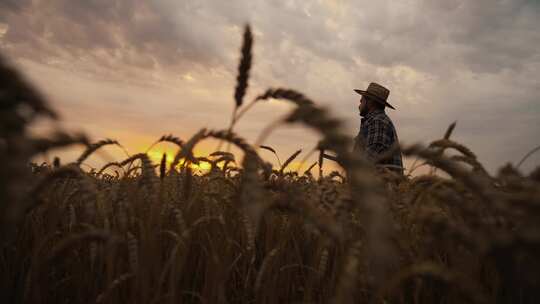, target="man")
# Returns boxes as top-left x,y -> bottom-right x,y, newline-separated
353,82 -> 404,173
